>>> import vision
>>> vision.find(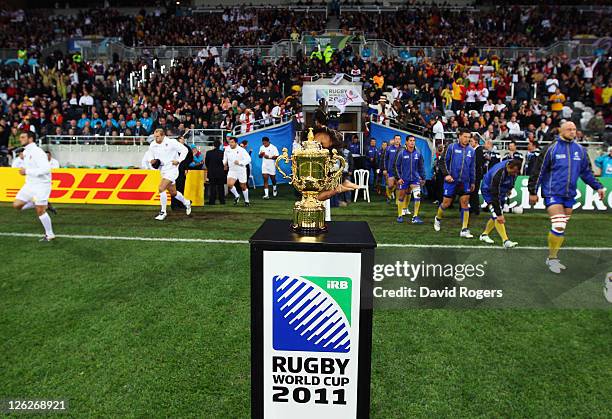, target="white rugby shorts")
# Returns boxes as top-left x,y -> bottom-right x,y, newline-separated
262,160 -> 276,176
160,166 -> 179,184
228,167 -> 247,183
16,183 -> 52,205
